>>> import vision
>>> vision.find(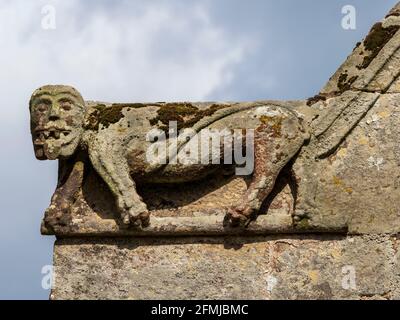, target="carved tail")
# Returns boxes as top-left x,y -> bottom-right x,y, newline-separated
171,101 -> 289,160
